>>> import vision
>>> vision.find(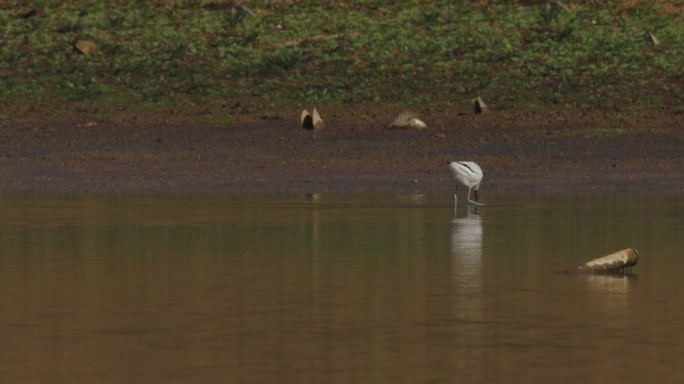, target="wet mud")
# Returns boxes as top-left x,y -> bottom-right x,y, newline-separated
0,108 -> 681,194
